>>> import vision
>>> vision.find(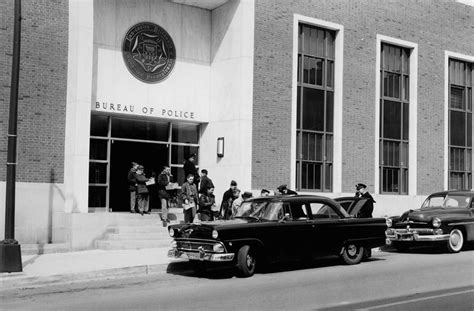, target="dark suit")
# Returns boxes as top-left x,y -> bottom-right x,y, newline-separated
358,192 -> 375,218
